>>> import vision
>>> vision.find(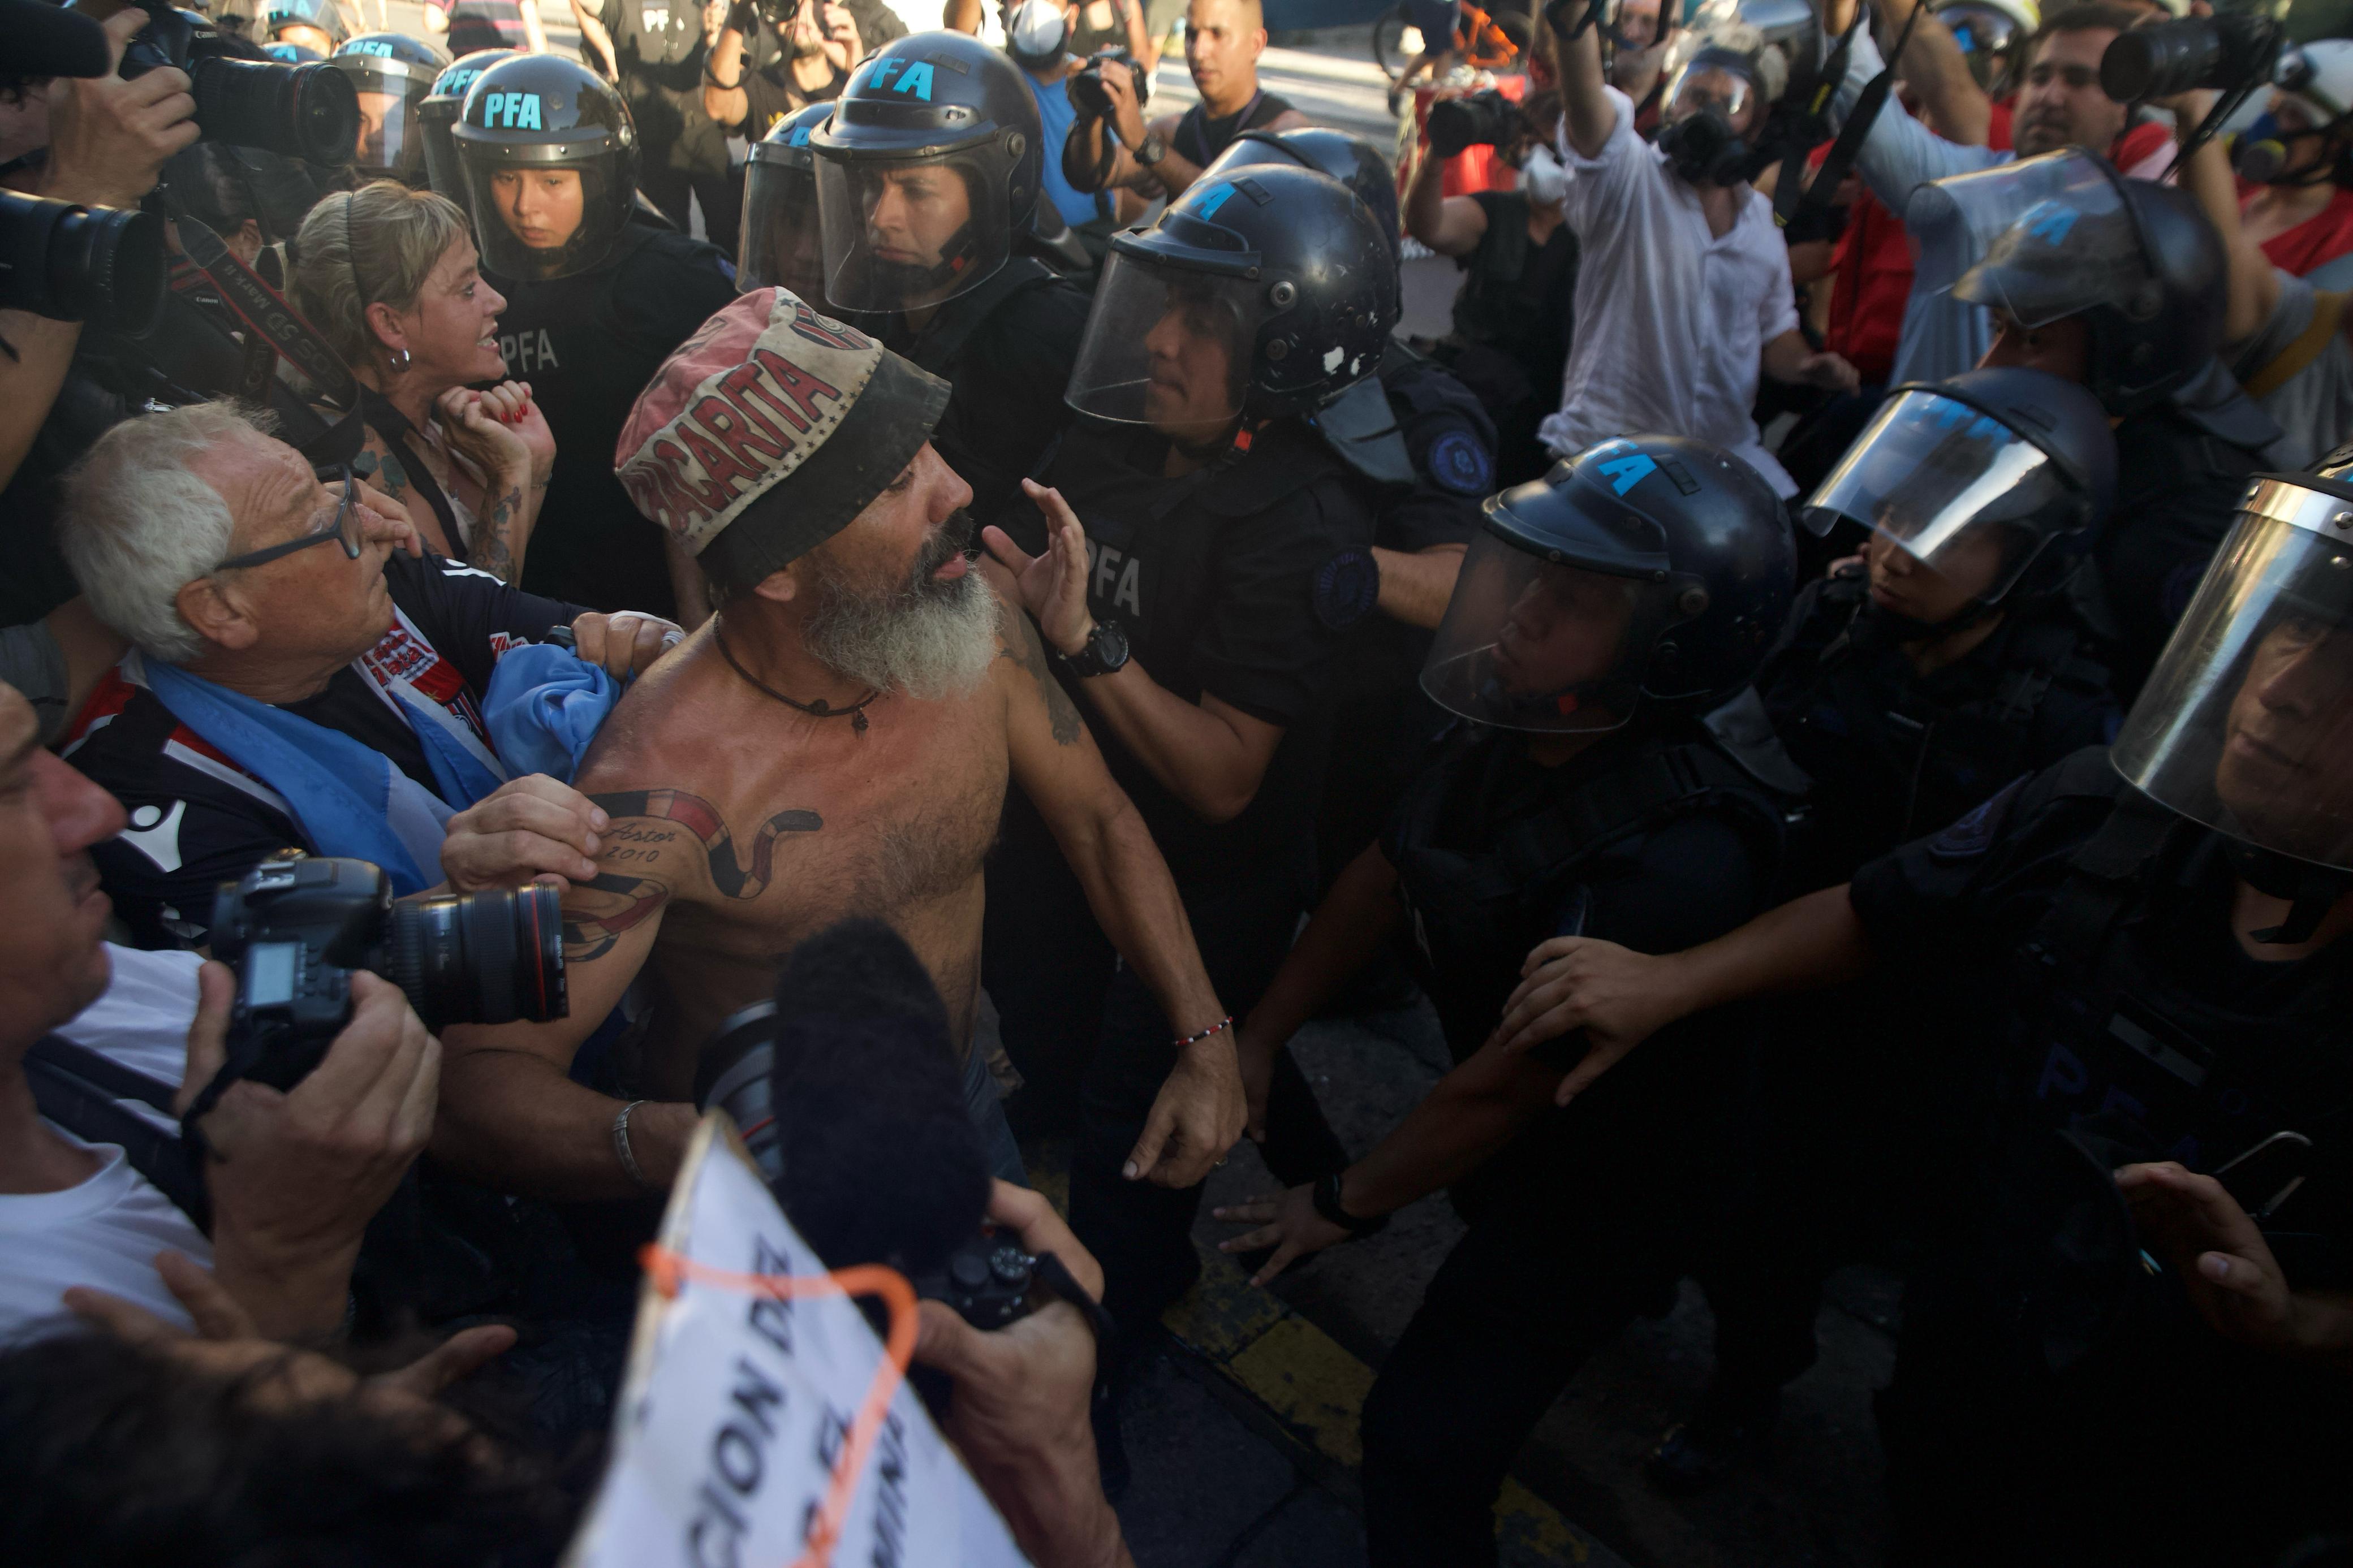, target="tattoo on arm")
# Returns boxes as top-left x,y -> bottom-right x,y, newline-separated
587,789 -> 823,899
998,600 -> 1084,746
562,872 -> 669,962
473,483 -> 523,582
